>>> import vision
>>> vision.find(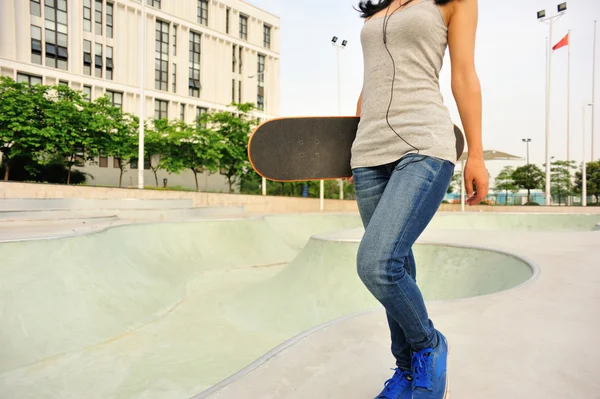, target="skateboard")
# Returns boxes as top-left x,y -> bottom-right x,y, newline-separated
248,116 -> 465,182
